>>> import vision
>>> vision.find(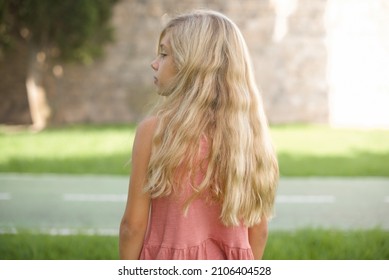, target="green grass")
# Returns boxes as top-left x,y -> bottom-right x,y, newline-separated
271,125 -> 389,176
1,124 -> 389,176
264,228 -> 389,260
0,233 -> 119,260
0,125 -> 135,175
0,229 -> 388,259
